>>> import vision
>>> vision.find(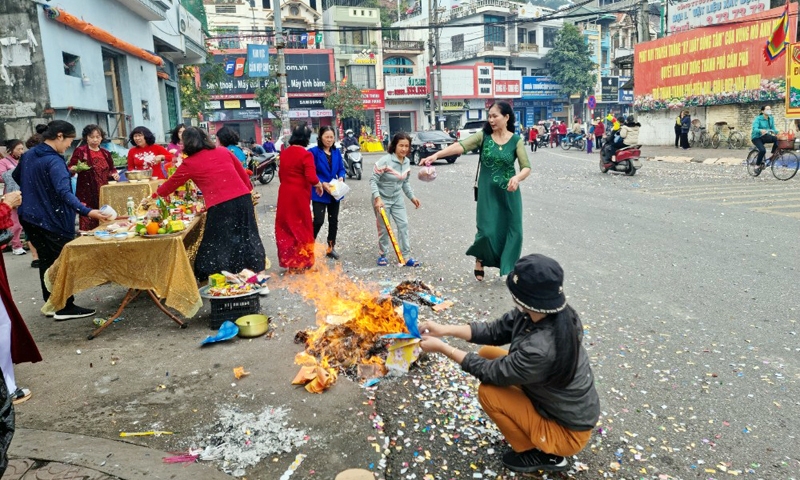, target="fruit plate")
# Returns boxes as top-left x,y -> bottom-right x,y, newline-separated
142,232 -> 183,238
199,285 -> 260,299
